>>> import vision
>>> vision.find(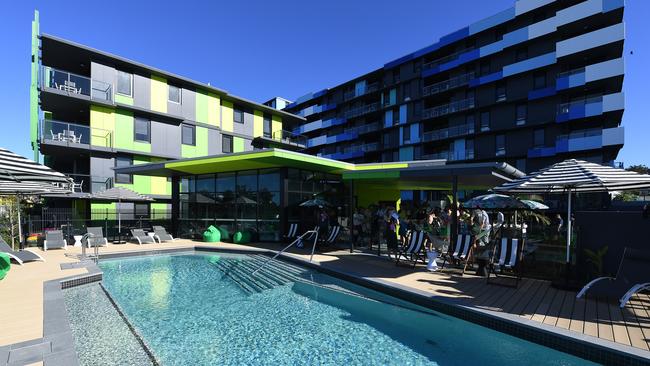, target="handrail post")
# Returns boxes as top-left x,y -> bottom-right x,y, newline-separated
252,230 -> 317,275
